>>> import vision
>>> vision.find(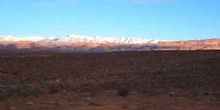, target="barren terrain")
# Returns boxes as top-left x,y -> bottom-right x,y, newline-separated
0,50 -> 220,110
